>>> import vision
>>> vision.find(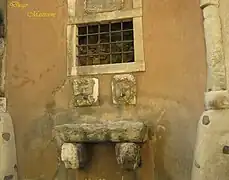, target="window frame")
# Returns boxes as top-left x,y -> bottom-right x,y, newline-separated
67,0 -> 145,76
